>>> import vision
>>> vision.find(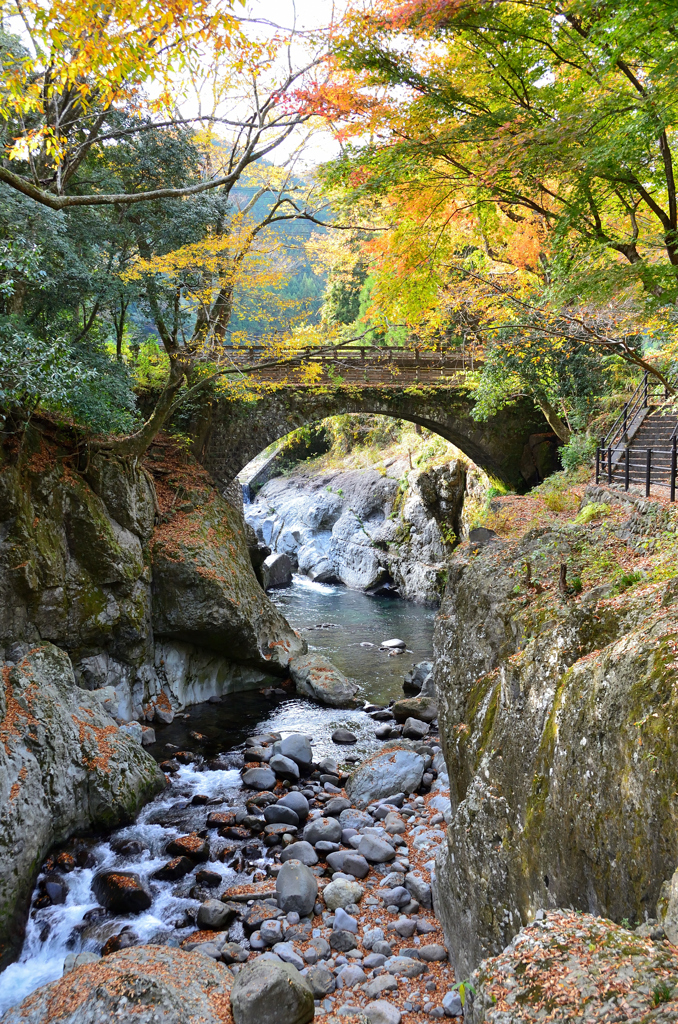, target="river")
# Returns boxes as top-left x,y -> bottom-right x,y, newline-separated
0,578 -> 435,1014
